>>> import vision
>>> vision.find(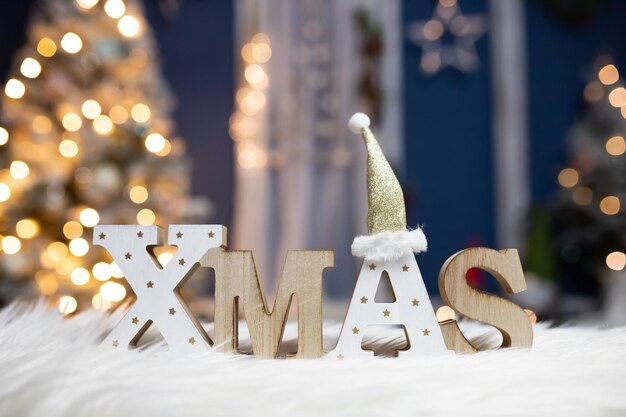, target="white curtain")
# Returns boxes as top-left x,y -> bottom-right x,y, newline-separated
232,0 -> 402,298
489,0 -> 530,251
